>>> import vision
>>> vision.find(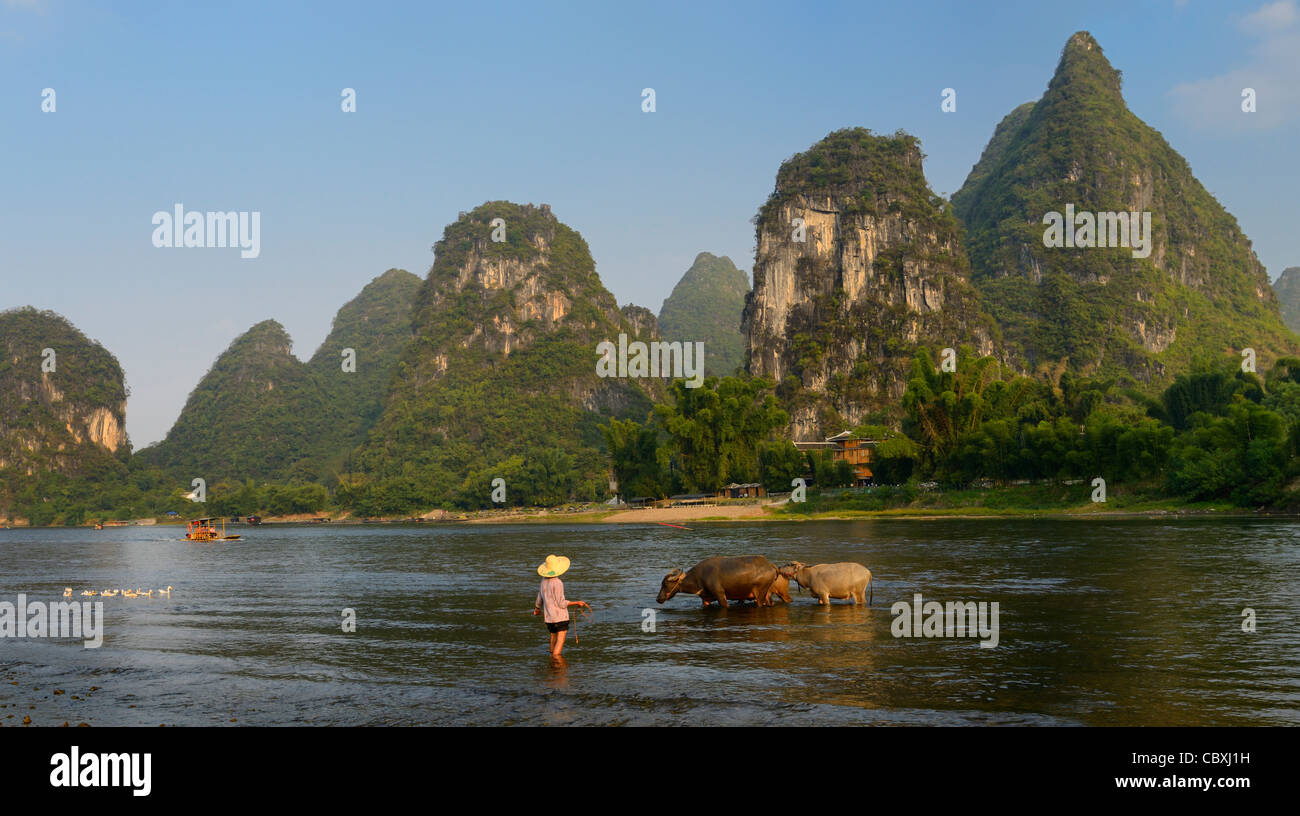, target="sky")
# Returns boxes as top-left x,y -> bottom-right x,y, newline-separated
1,0 -> 1297,447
